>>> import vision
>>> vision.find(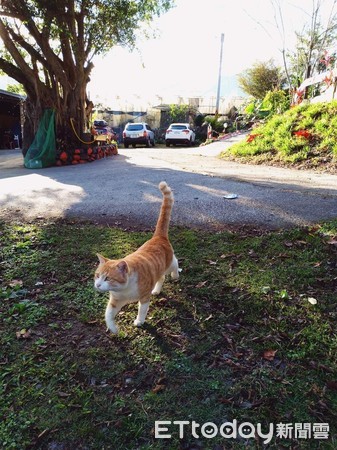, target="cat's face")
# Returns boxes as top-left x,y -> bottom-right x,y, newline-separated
94,254 -> 128,293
